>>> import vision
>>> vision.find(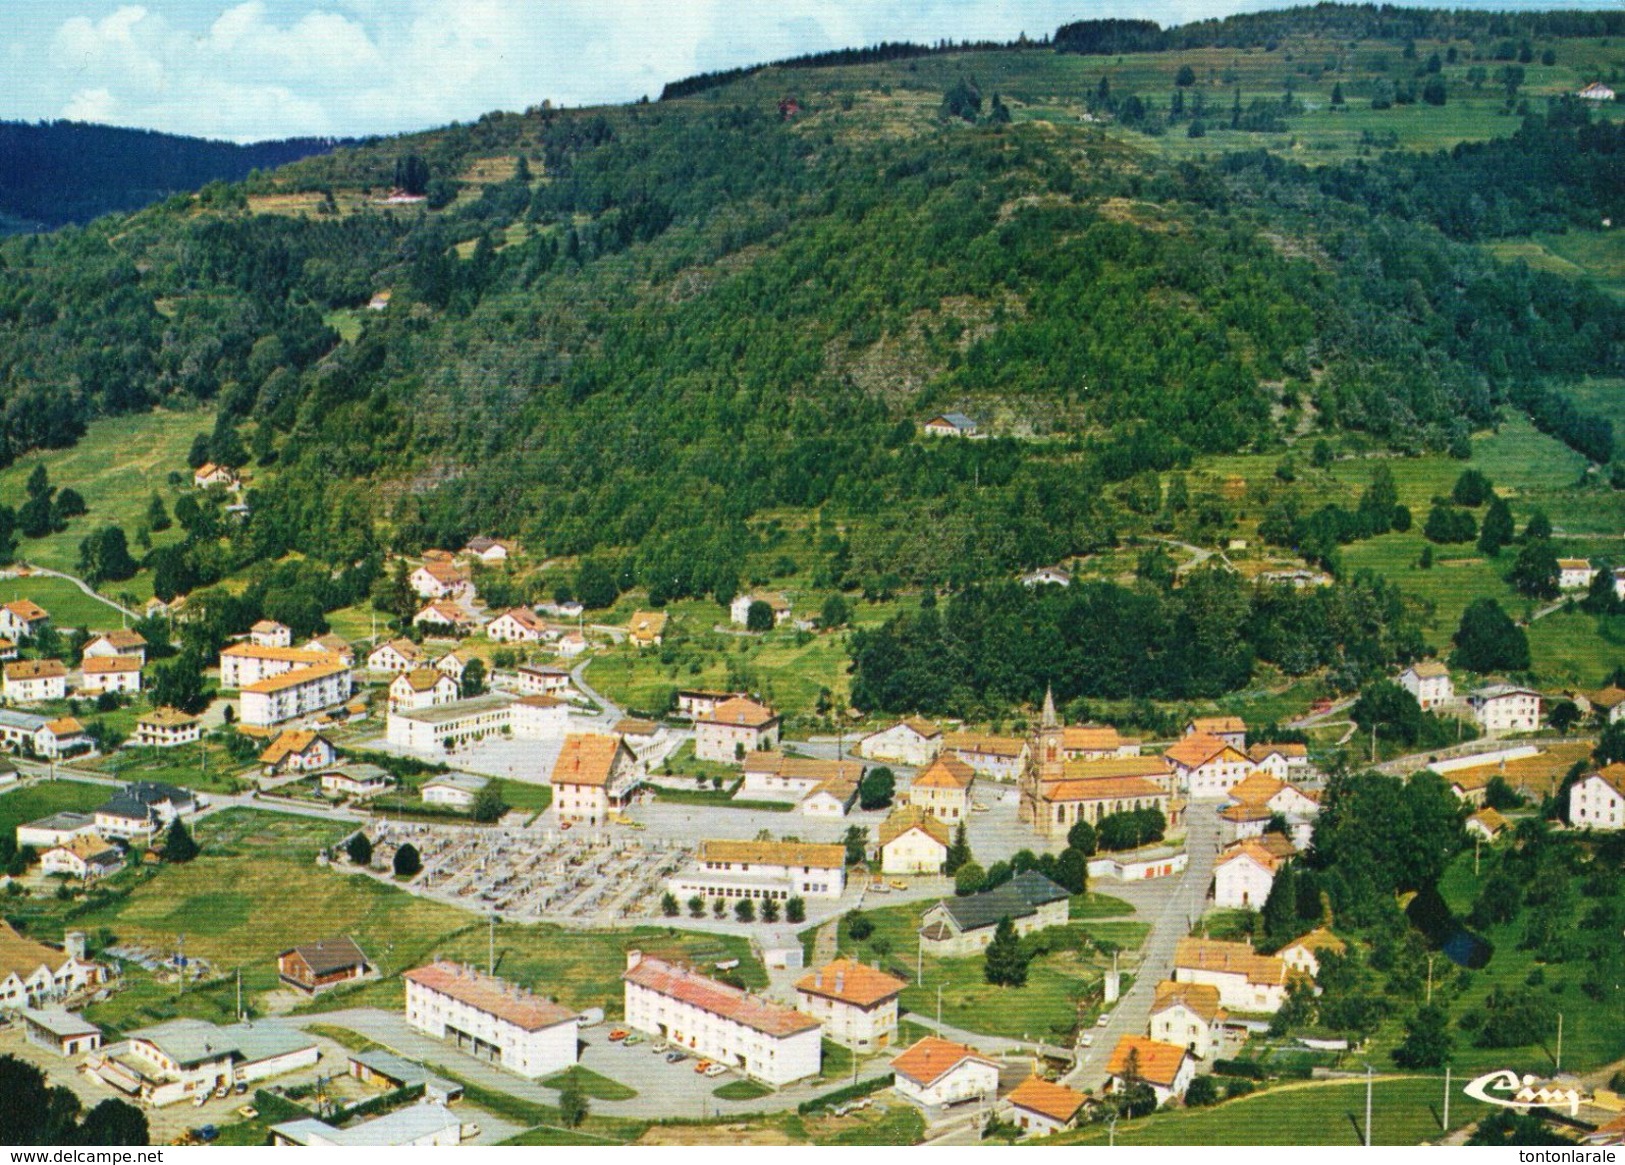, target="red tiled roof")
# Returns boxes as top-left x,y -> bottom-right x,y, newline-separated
912,755 -> 975,790
624,954 -> 818,1038
550,734 -> 629,788
404,961 -> 576,1031
795,958 -> 906,1008
1164,734 -> 1244,769
702,697 -> 777,728
1006,1075 -> 1087,1123
891,1036 -> 996,1087
1105,1035 -> 1189,1088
